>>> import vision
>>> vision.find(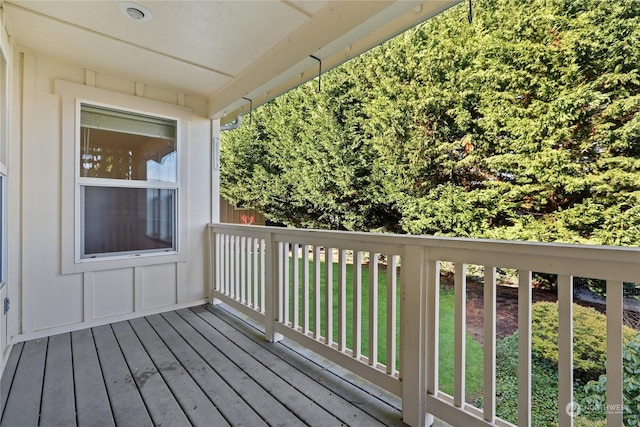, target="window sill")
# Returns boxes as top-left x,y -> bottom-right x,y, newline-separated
63,250 -> 187,275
